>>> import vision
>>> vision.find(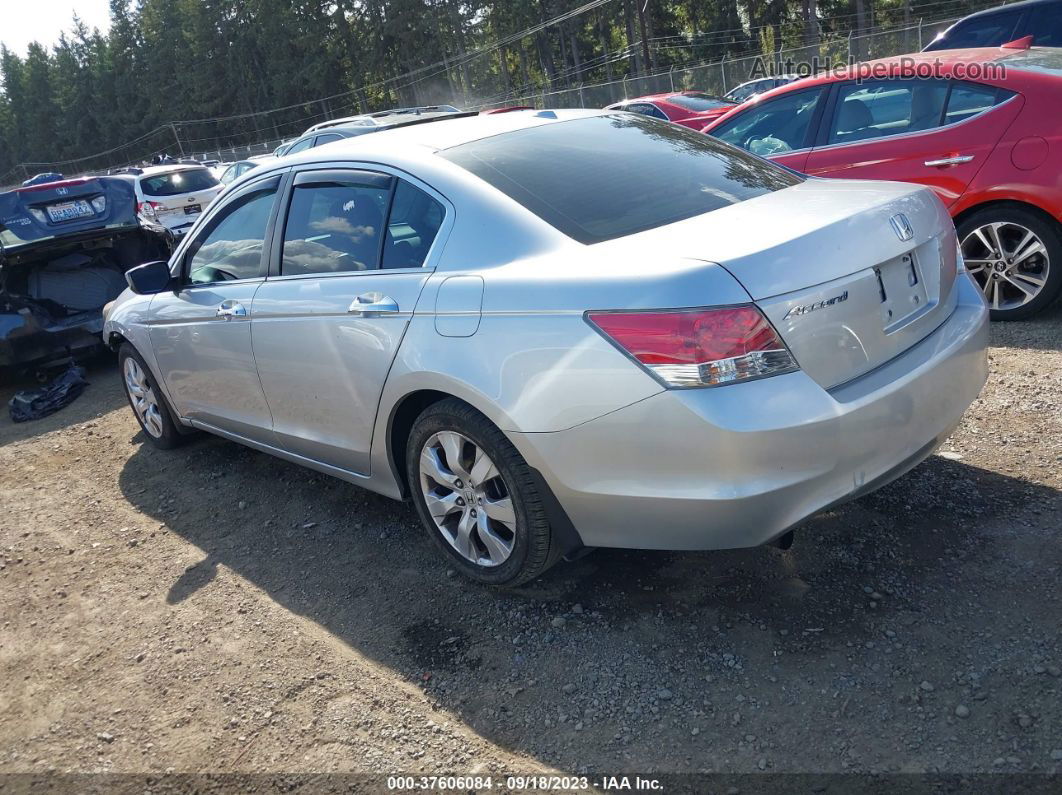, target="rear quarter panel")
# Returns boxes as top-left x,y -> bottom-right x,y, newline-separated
954,79 -> 1062,221
381,253 -> 753,435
